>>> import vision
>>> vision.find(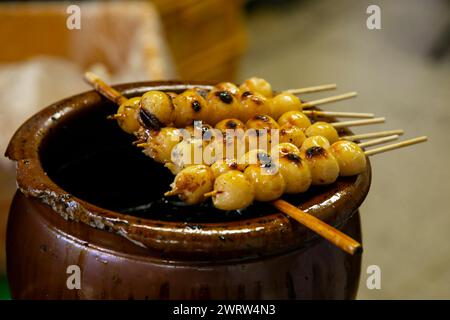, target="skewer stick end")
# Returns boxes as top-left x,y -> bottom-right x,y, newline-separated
164,189 -> 181,197
84,71 -> 99,84
204,190 -> 219,198
136,143 -> 148,148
